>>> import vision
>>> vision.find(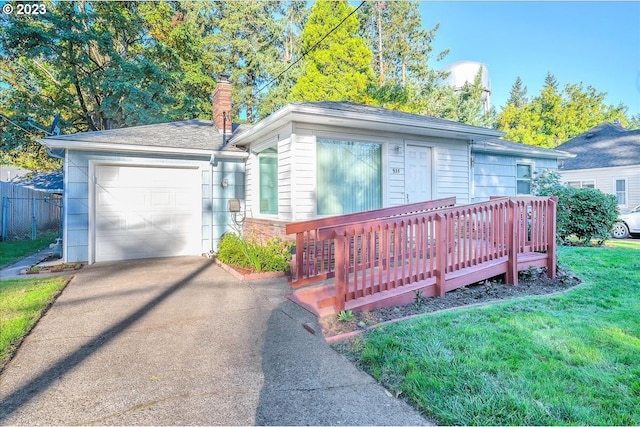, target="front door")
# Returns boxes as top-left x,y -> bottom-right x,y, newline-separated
405,145 -> 432,204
